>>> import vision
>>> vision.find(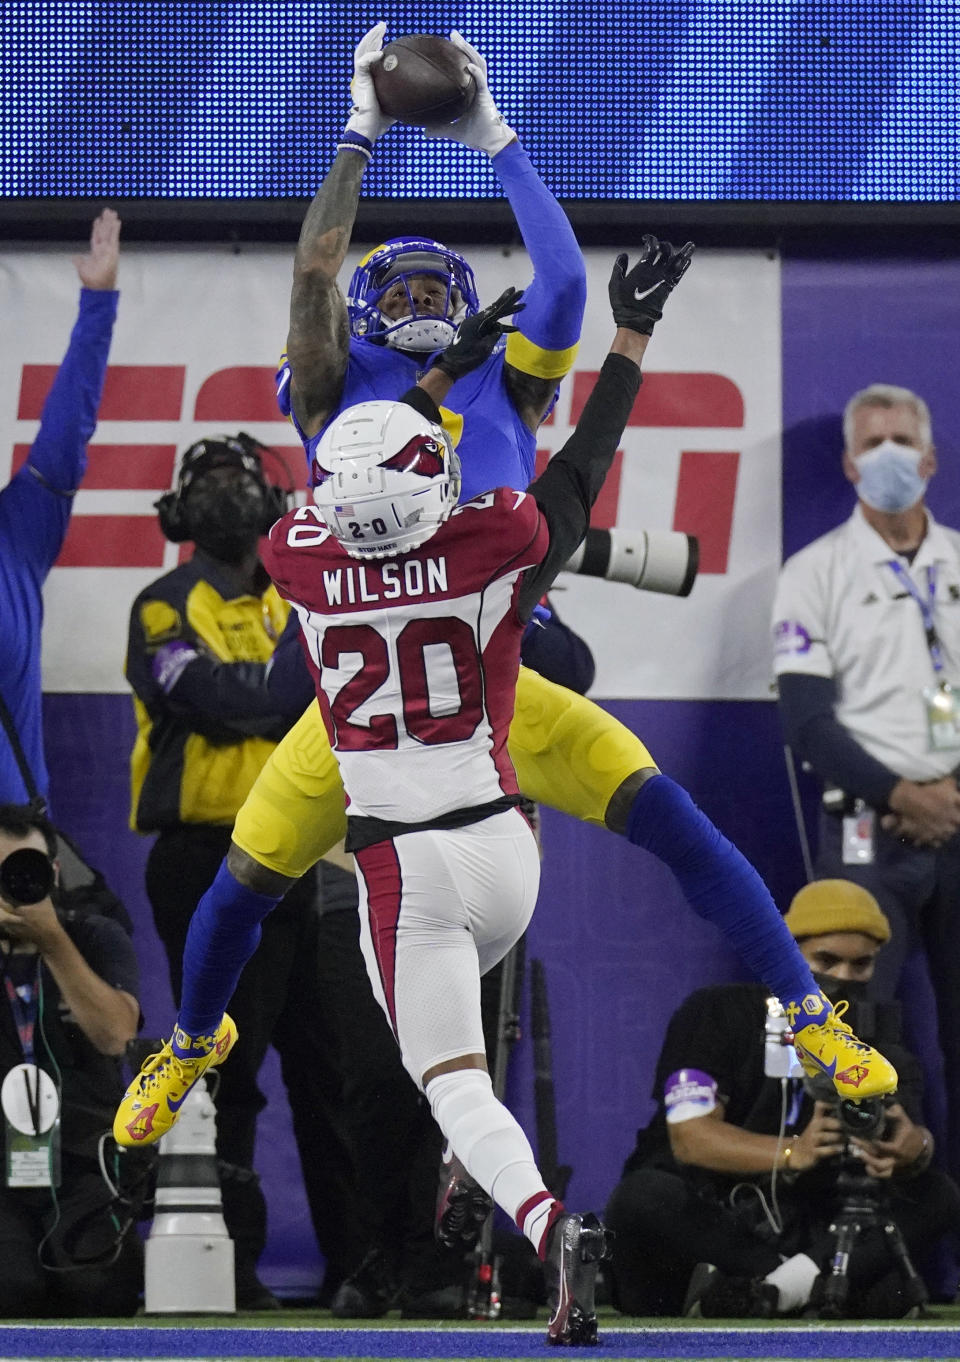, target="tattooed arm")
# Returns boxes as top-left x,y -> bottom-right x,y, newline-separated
286,23 -> 395,438
286,152 -> 367,438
